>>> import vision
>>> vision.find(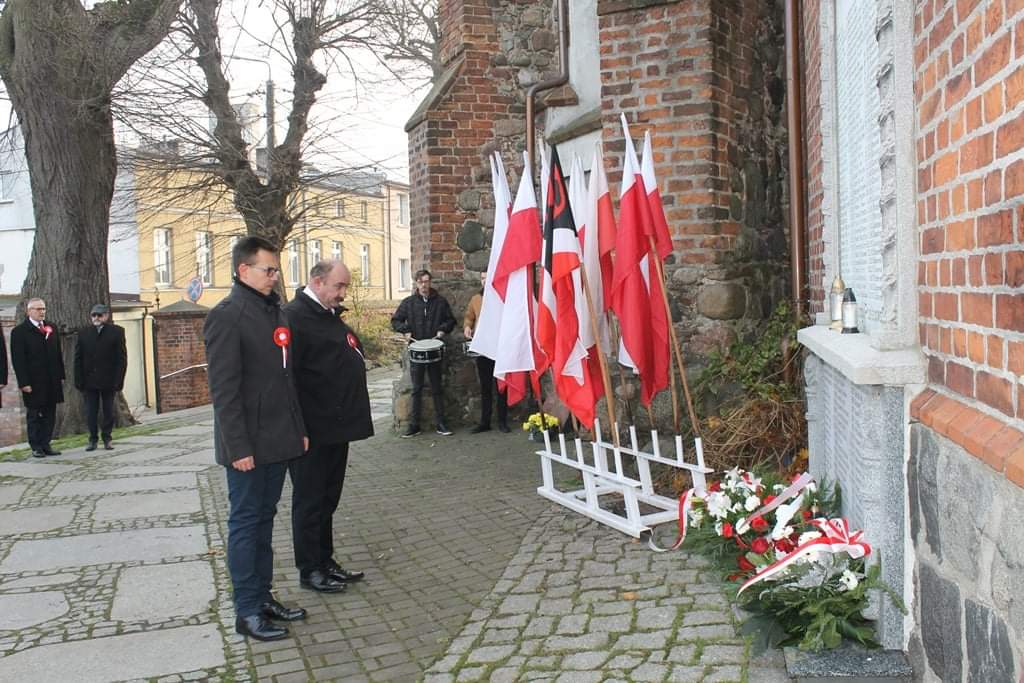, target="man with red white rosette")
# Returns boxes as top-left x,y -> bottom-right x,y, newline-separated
11,297 -> 65,458
284,259 -> 372,594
